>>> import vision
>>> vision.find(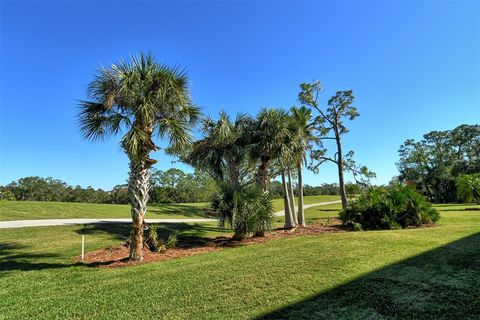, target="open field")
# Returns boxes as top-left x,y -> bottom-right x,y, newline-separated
0,195 -> 340,221
0,203 -> 478,319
